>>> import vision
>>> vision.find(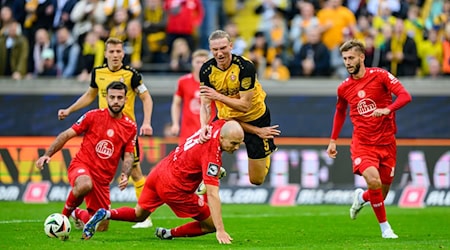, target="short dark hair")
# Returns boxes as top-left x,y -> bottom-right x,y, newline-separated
339,39 -> 366,54
106,81 -> 128,94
